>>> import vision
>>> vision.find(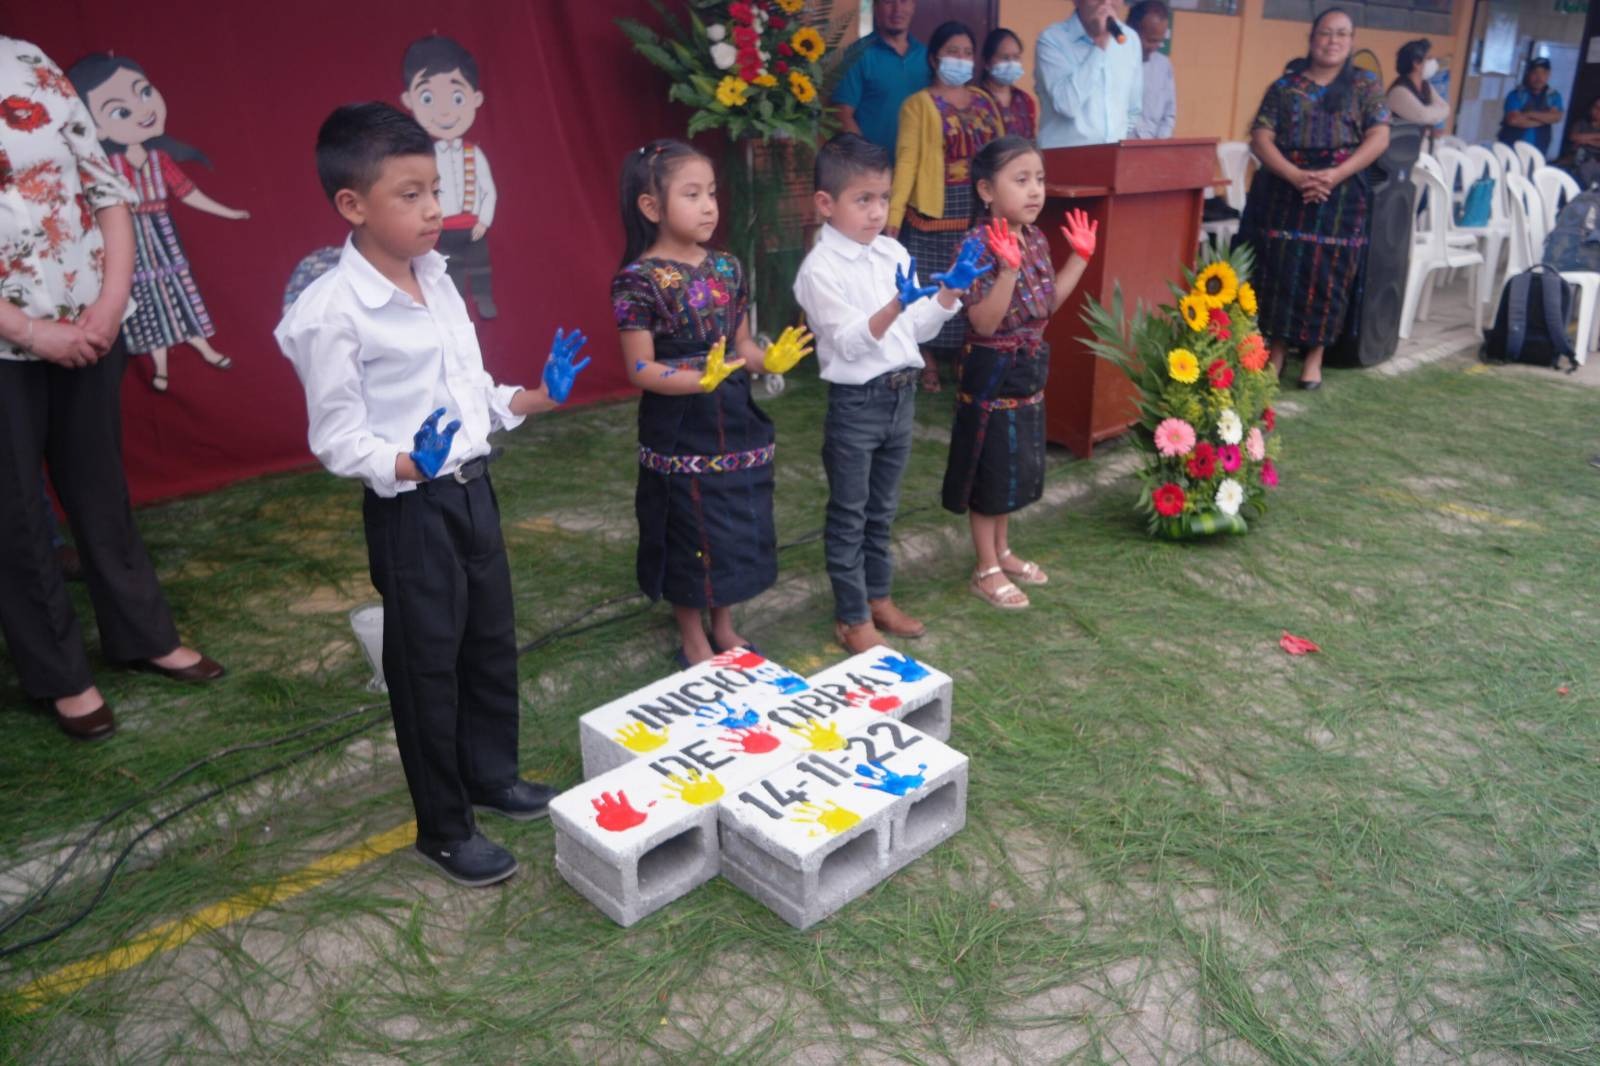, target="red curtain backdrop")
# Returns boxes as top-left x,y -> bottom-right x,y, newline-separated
12,1 -> 679,504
